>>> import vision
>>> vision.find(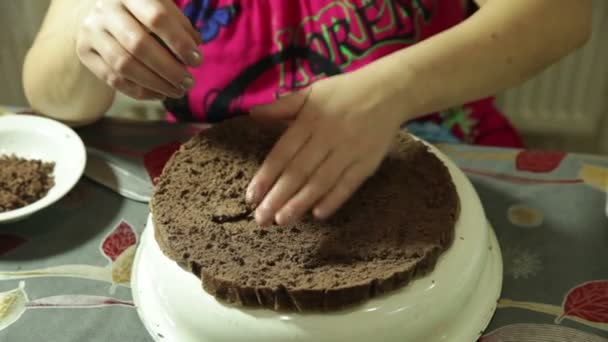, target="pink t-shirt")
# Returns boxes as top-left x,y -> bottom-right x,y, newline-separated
166,0 -> 523,148
167,0 -> 463,122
